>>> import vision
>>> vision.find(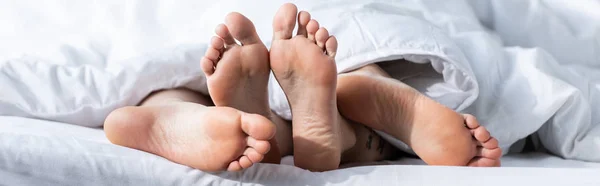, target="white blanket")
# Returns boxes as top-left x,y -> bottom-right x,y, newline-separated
1,0 -> 600,163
